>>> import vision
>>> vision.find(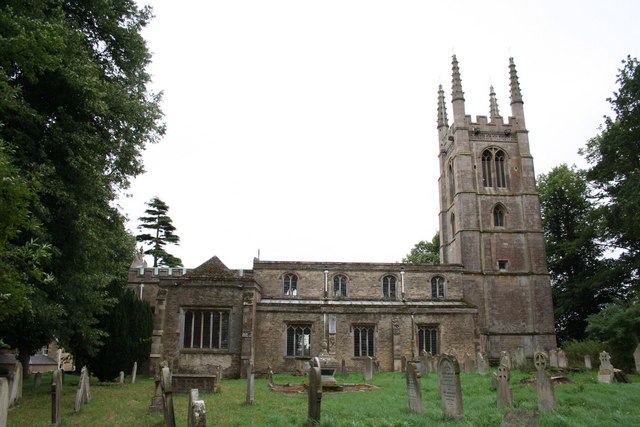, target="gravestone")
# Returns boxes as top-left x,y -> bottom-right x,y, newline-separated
0,378 -> 8,427
463,353 -> 473,373
500,351 -> 511,369
148,363 -> 164,413
549,349 -> 558,368
400,355 -> 406,373
557,350 -> 568,369
515,347 -> 526,371
495,365 -> 514,407
534,352 -> 555,412
161,366 -> 176,427
308,358 -> 322,425
246,363 -> 255,405
119,371 -> 125,384
33,372 -> 42,389
501,409 -> 540,427
51,369 -> 63,426
131,362 -> 138,384
477,352 -> 487,376
341,359 -> 347,378
437,355 -> 463,419
405,362 -> 423,413
431,354 -> 438,374
584,355 -> 592,370
597,351 -> 614,384
74,366 -> 91,413
419,351 -> 430,376
363,356 -> 373,382
190,400 -> 207,427
267,365 -> 274,386
634,344 -> 640,374
8,361 -> 22,408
